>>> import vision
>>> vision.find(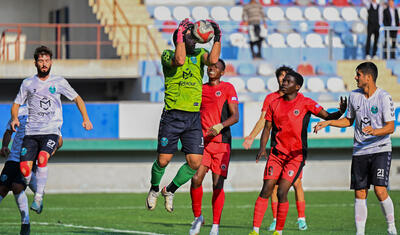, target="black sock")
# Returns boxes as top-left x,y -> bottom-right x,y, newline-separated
166,182 -> 178,193
150,185 -> 159,192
